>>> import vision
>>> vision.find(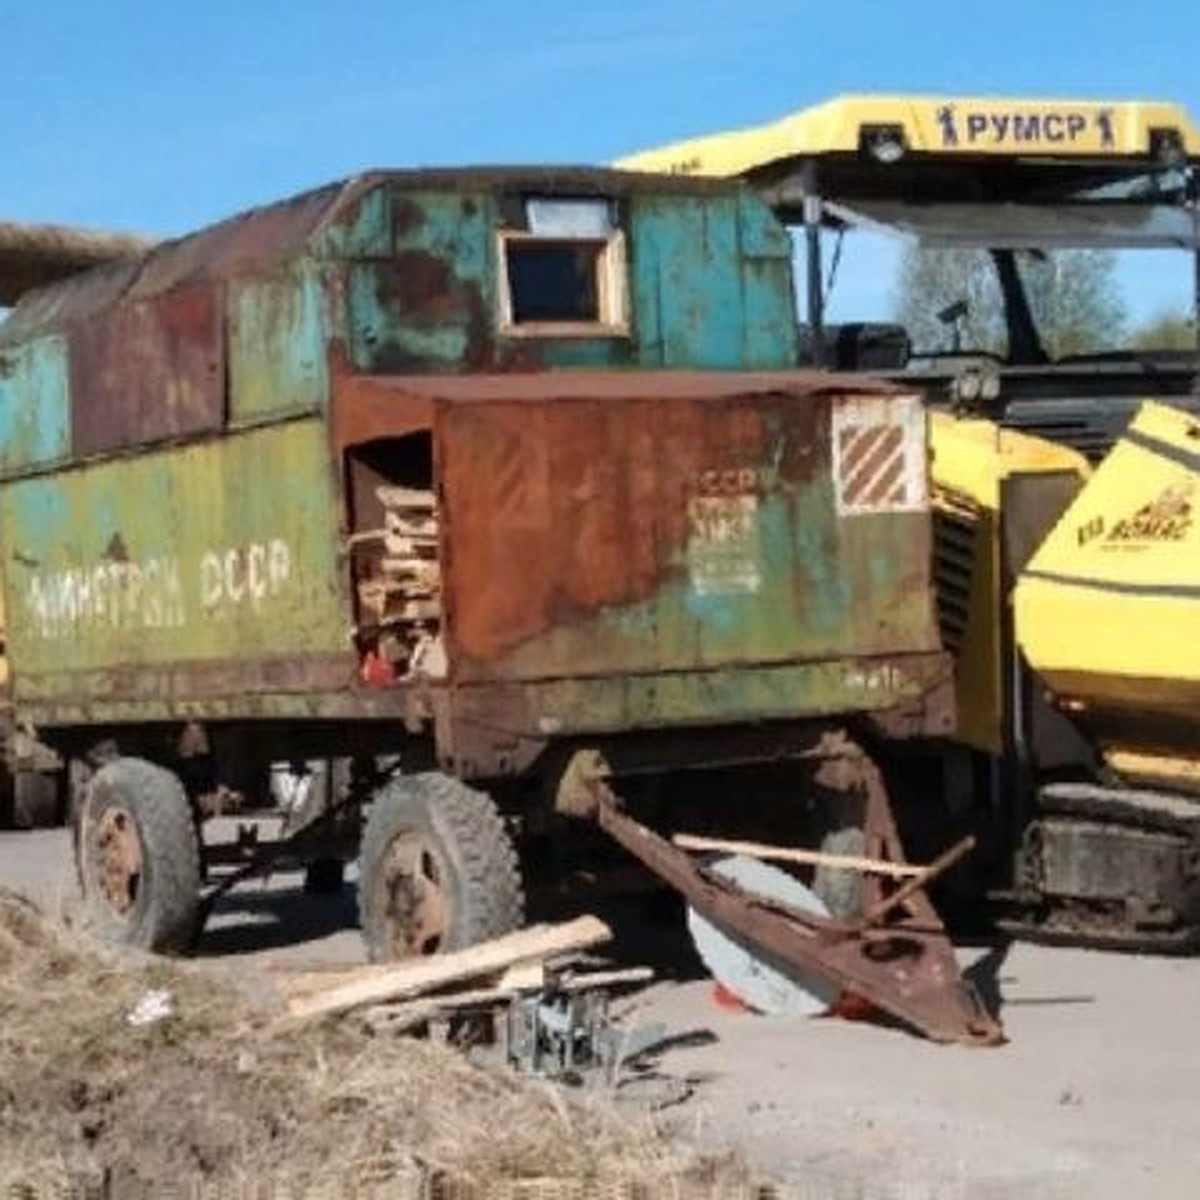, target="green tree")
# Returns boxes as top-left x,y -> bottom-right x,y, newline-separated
893,246 -> 1126,359
1129,309 -> 1196,351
